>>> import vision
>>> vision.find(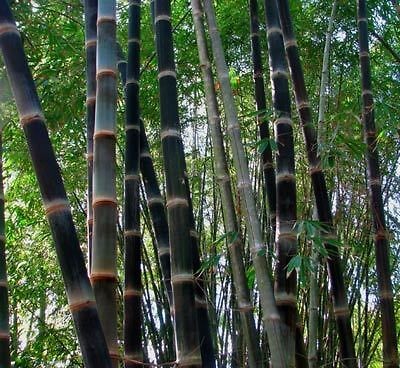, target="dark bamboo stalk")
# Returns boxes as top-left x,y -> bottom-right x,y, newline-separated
191,0 -> 263,366
263,0 -> 297,365
84,0 -> 97,274
91,1 -> 118,366
357,1 -> 399,366
0,2 -> 111,366
276,1 -> 356,366
154,0 -> 202,366
0,130 -> 10,368
249,0 -> 276,235
124,1 -> 143,366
